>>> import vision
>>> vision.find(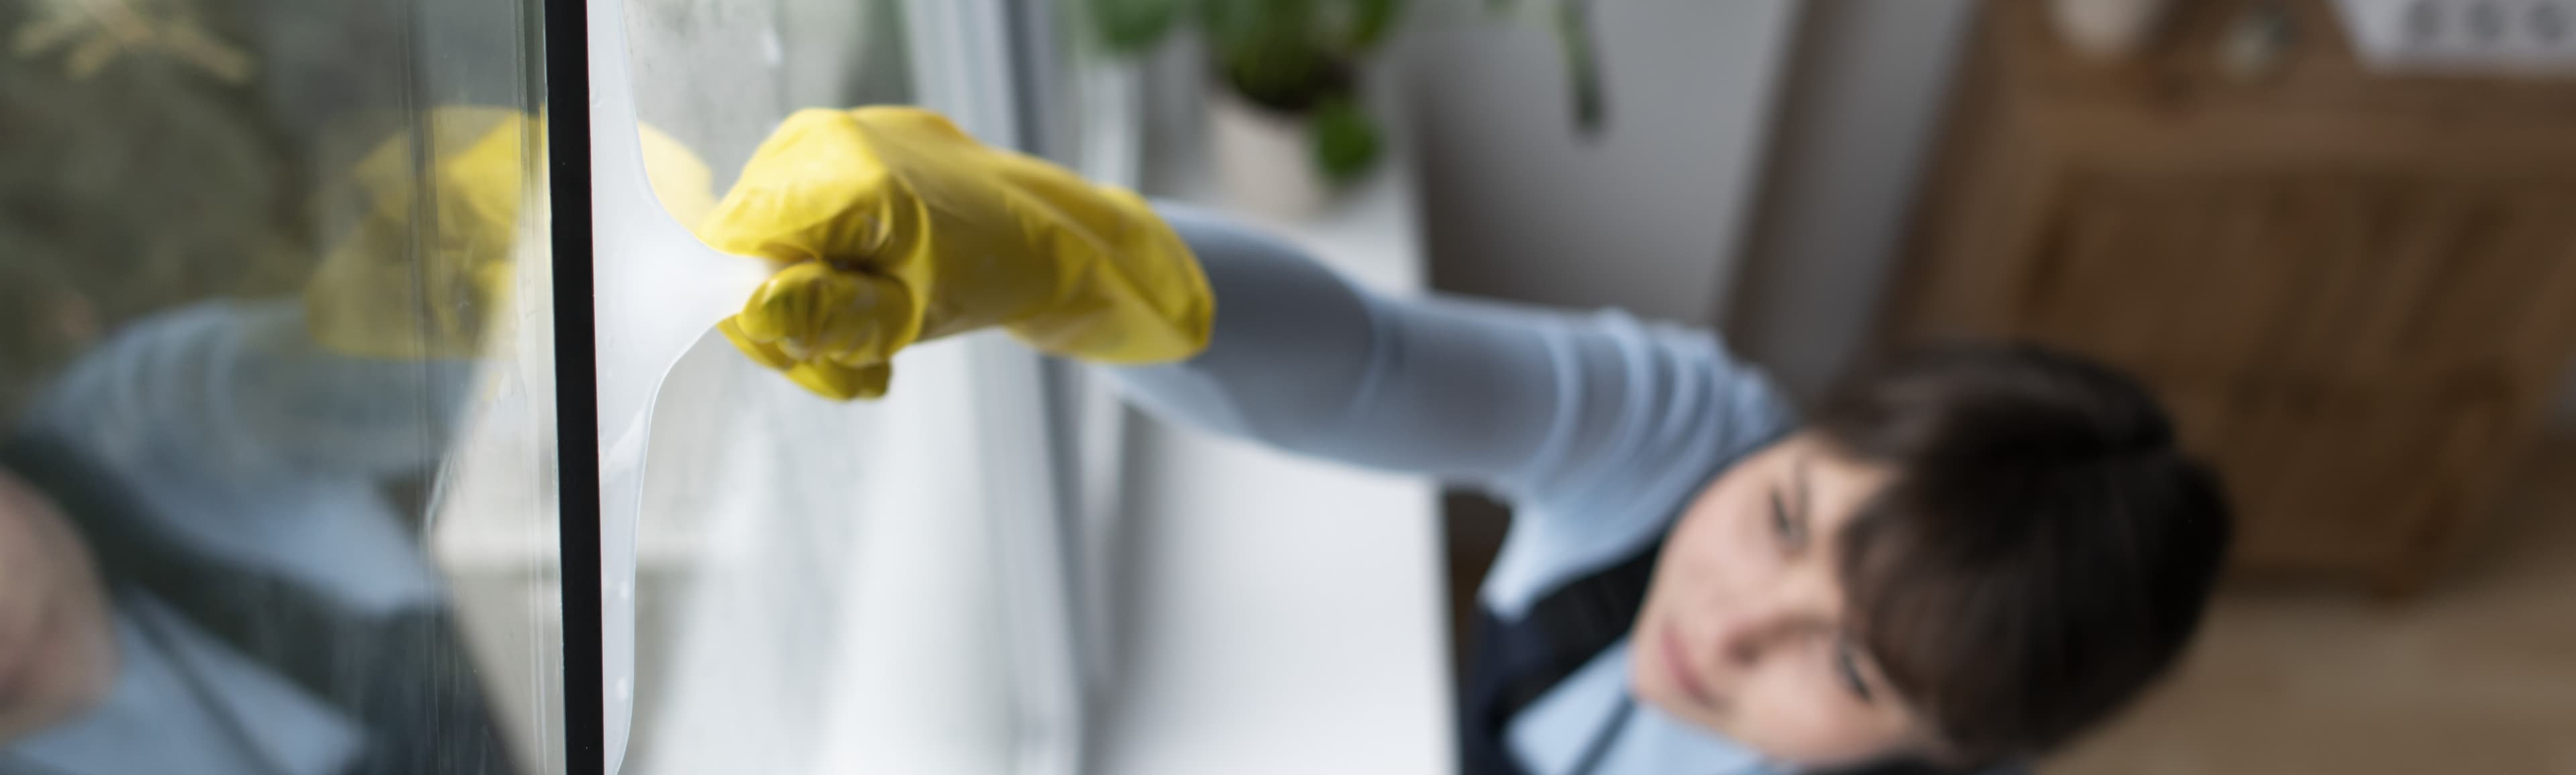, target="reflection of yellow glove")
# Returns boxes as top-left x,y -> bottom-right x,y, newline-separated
698,107 -> 1214,400
304,107 -> 718,359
